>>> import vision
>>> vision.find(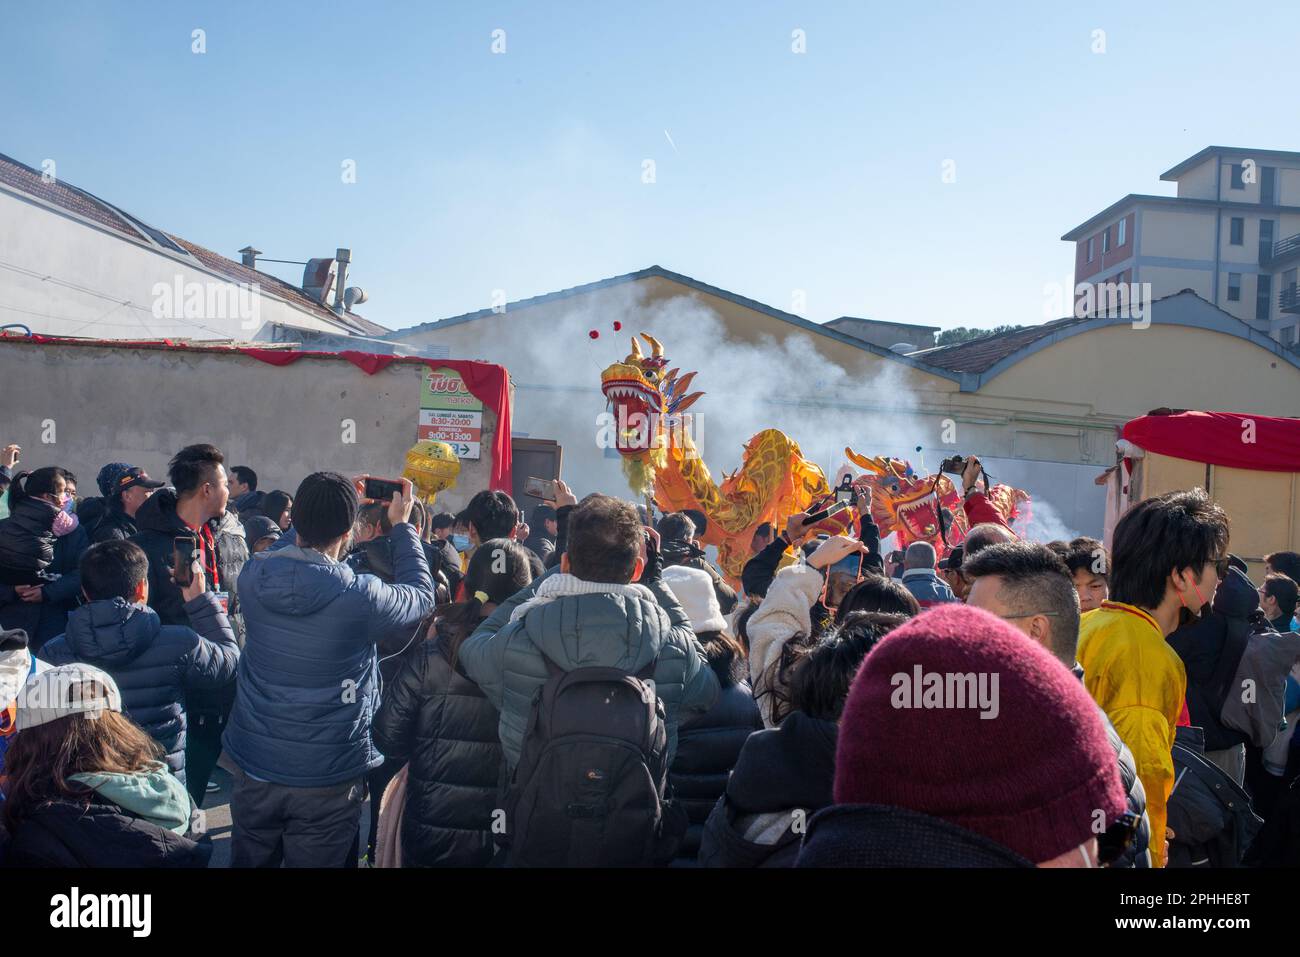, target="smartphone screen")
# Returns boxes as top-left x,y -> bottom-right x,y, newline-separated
363,477 -> 404,502
525,476 -> 557,500
173,535 -> 197,587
